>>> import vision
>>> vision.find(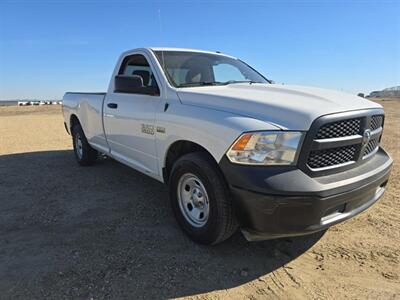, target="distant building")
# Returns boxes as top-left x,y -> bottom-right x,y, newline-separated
369,91 -> 381,98
368,86 -> 400,98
